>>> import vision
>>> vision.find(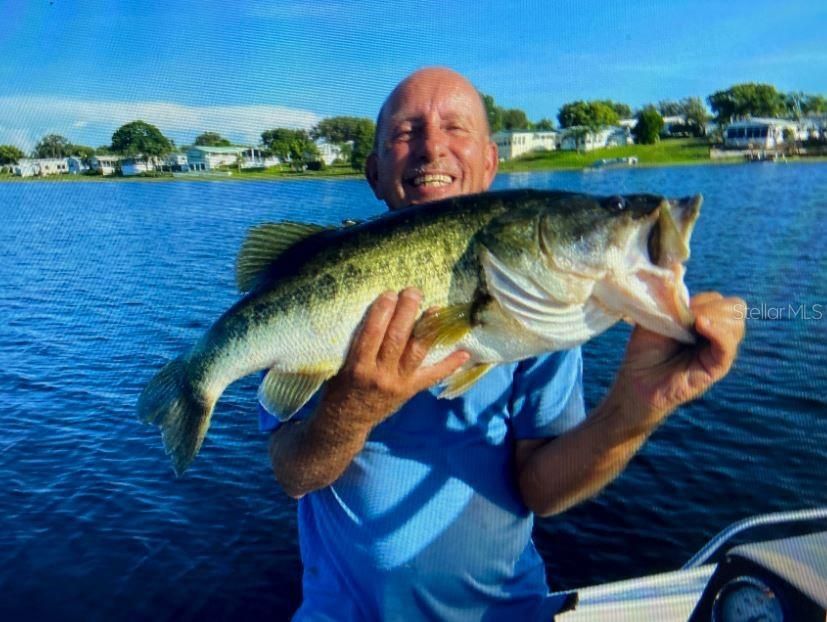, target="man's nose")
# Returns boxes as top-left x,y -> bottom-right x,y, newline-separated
416,124 -> 448,161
